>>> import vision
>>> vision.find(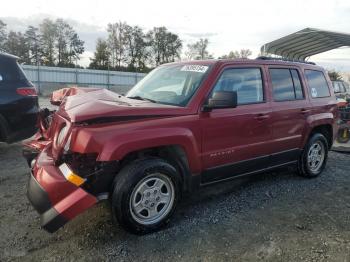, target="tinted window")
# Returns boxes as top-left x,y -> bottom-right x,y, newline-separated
0,57 -> 27,85
270,68 -> 305,101
270,69 -> 295,101
211,68 -> 264,105
291,69 -> 304,99
305,70 -> 330,98
333,81 -> 345,93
